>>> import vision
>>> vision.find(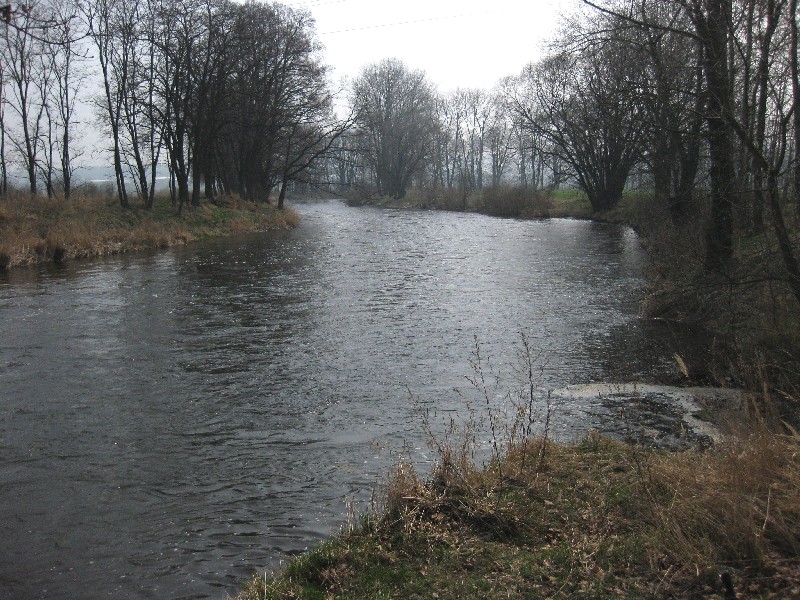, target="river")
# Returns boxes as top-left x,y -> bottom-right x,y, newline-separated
0,201 -> 693,599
